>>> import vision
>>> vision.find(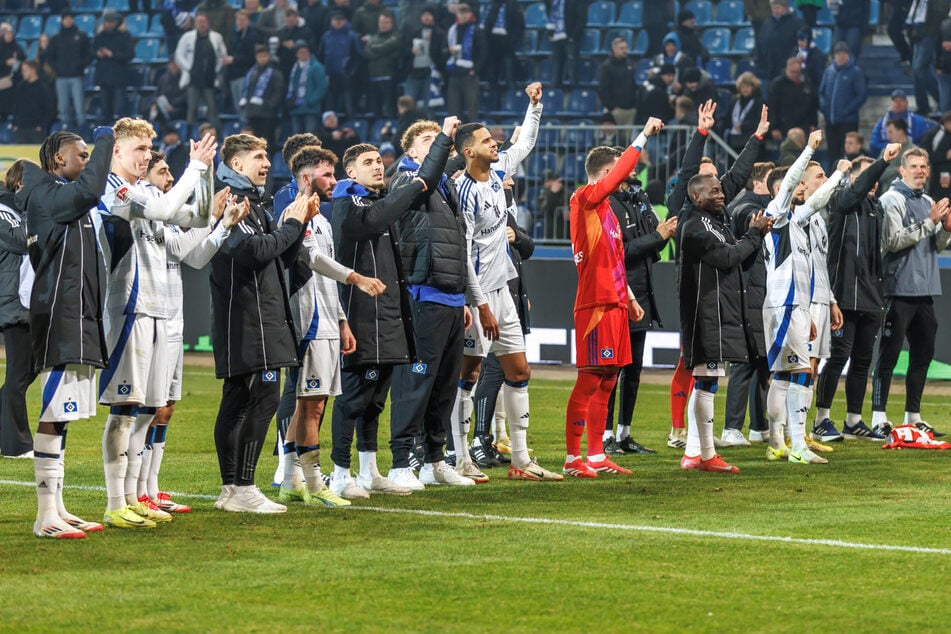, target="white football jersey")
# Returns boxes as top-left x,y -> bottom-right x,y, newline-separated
803,169 -> 845,306
165,222 -> 230,341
